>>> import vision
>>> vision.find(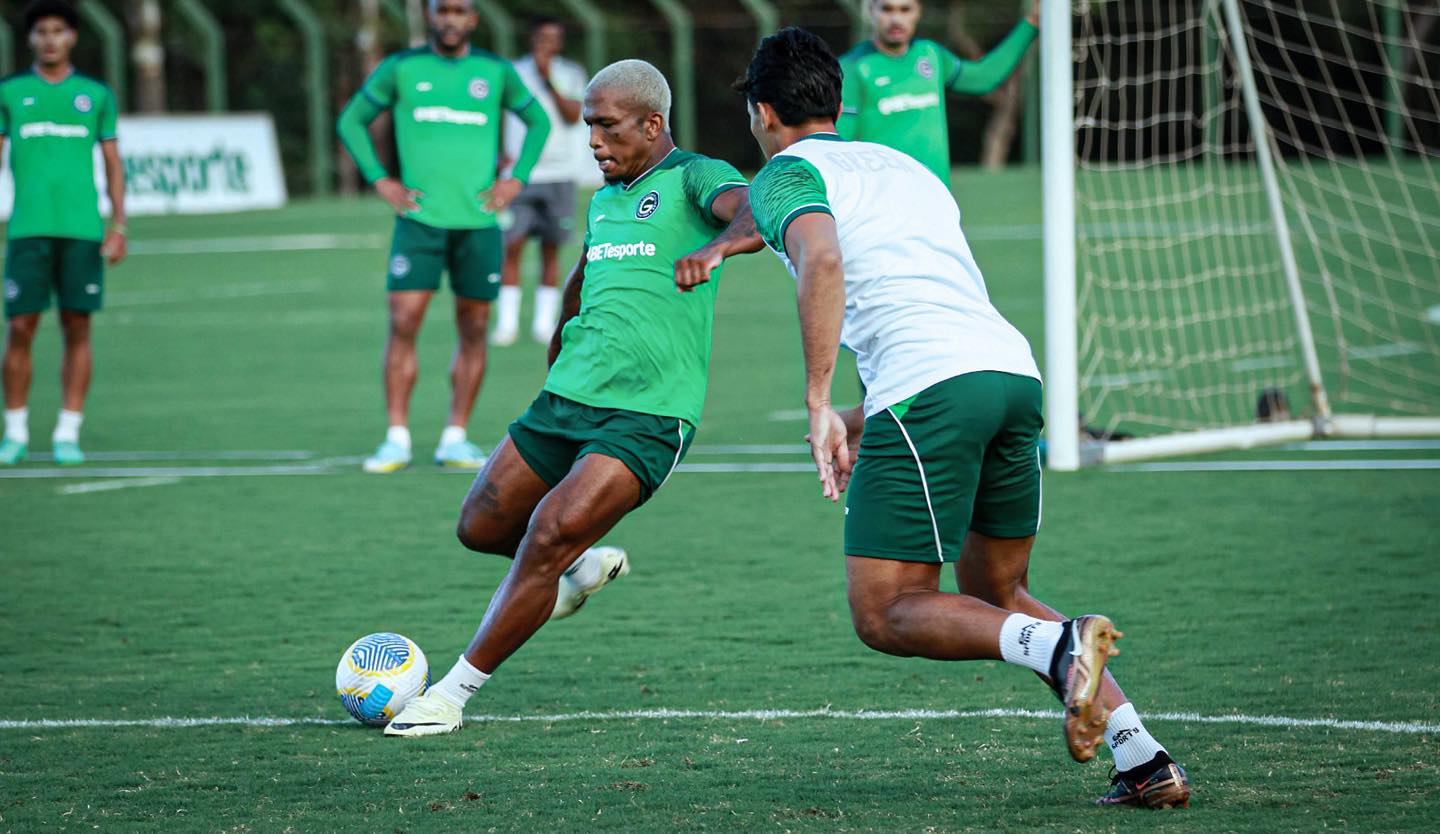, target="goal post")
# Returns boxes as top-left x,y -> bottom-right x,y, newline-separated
1042,0 -> 1440,468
